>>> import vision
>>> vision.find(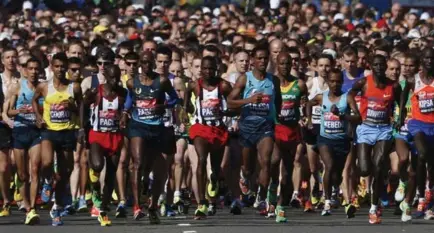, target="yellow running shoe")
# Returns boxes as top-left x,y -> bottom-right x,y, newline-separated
98,211 -> 112,226
207,181 -> 219,198
25,209 -> 40,225
85,190 -> 92,202
89,169 -> 99,183
0,203 -> 10,217
111,191 -> 118,202
311,196 -> 320,206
